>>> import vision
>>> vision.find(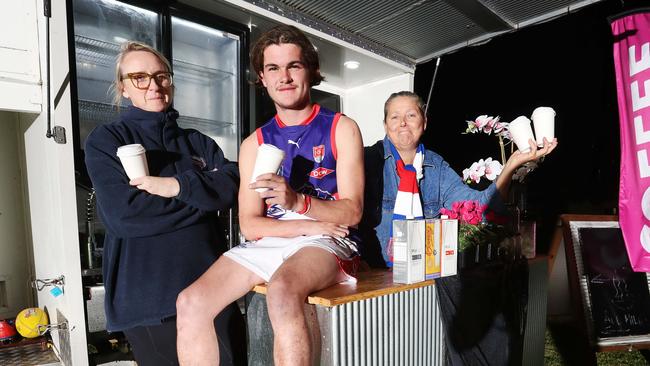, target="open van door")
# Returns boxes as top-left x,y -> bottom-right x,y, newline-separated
21,0 -> 88,363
